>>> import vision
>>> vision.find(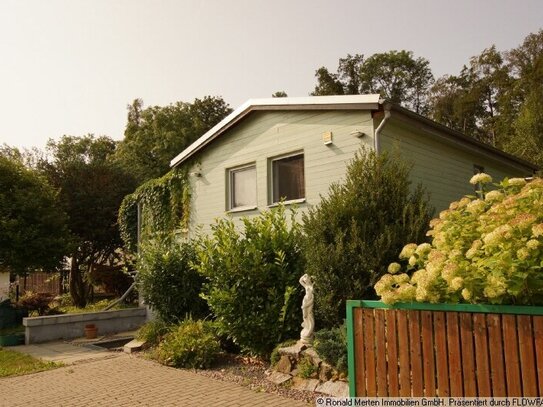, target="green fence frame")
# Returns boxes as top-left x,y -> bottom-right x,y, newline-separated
346,300 -> 543,398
